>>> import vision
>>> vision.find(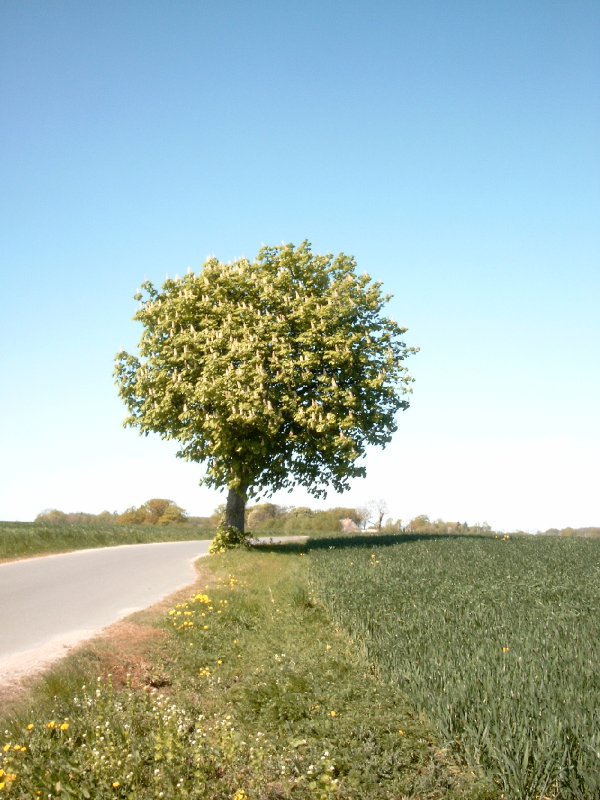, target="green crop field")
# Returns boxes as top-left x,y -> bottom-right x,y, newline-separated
0,521 -> 212,561
309,535 -> 600,800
